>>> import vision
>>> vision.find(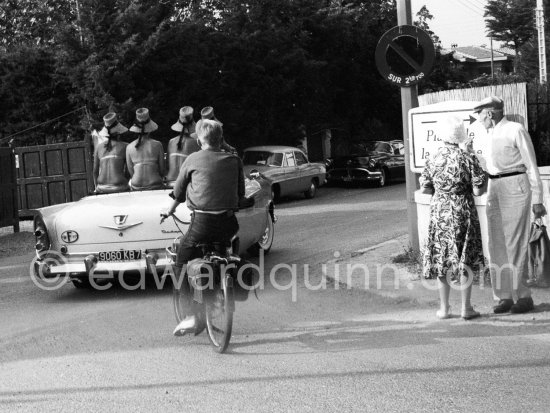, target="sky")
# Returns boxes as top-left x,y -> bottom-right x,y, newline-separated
410,0 -> 497,48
